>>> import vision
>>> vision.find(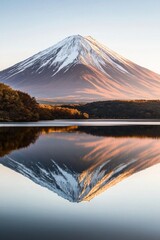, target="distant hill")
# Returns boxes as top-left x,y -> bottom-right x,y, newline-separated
0,83 -> 88,121
62,100 -> 160,119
